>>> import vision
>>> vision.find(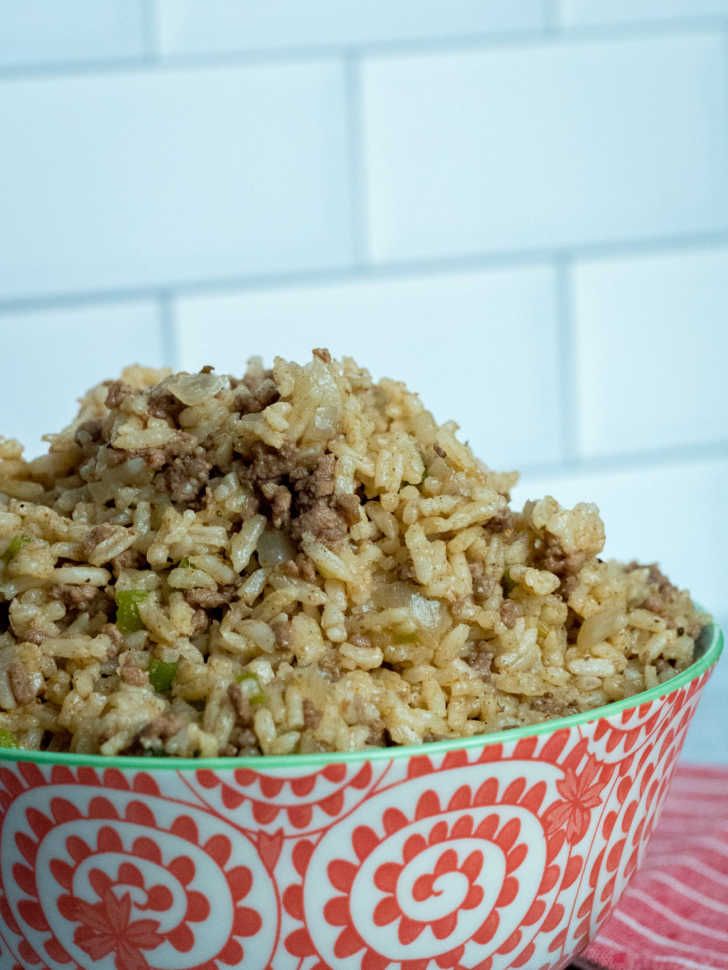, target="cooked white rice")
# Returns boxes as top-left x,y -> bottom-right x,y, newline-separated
0,350 -> 706,757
